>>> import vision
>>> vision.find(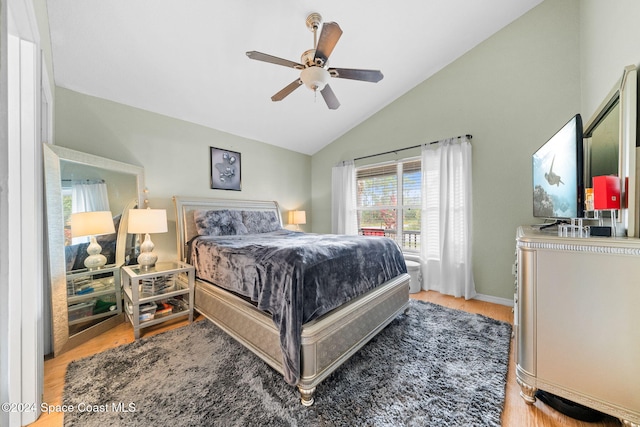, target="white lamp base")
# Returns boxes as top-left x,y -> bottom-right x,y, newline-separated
138,233 -> 158,270
84,236 -> 107,270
